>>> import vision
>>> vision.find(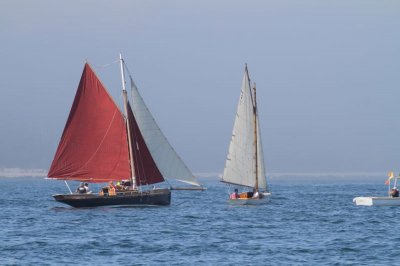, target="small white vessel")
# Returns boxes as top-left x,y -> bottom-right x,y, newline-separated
353,196 -> 400,206
221,65 -> 271,204
353,172 -> 400,206
228,192 -> 272,205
